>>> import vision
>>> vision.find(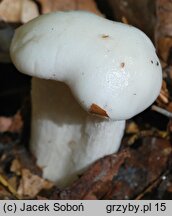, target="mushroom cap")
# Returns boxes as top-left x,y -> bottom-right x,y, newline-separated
10,11 -> 162,120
